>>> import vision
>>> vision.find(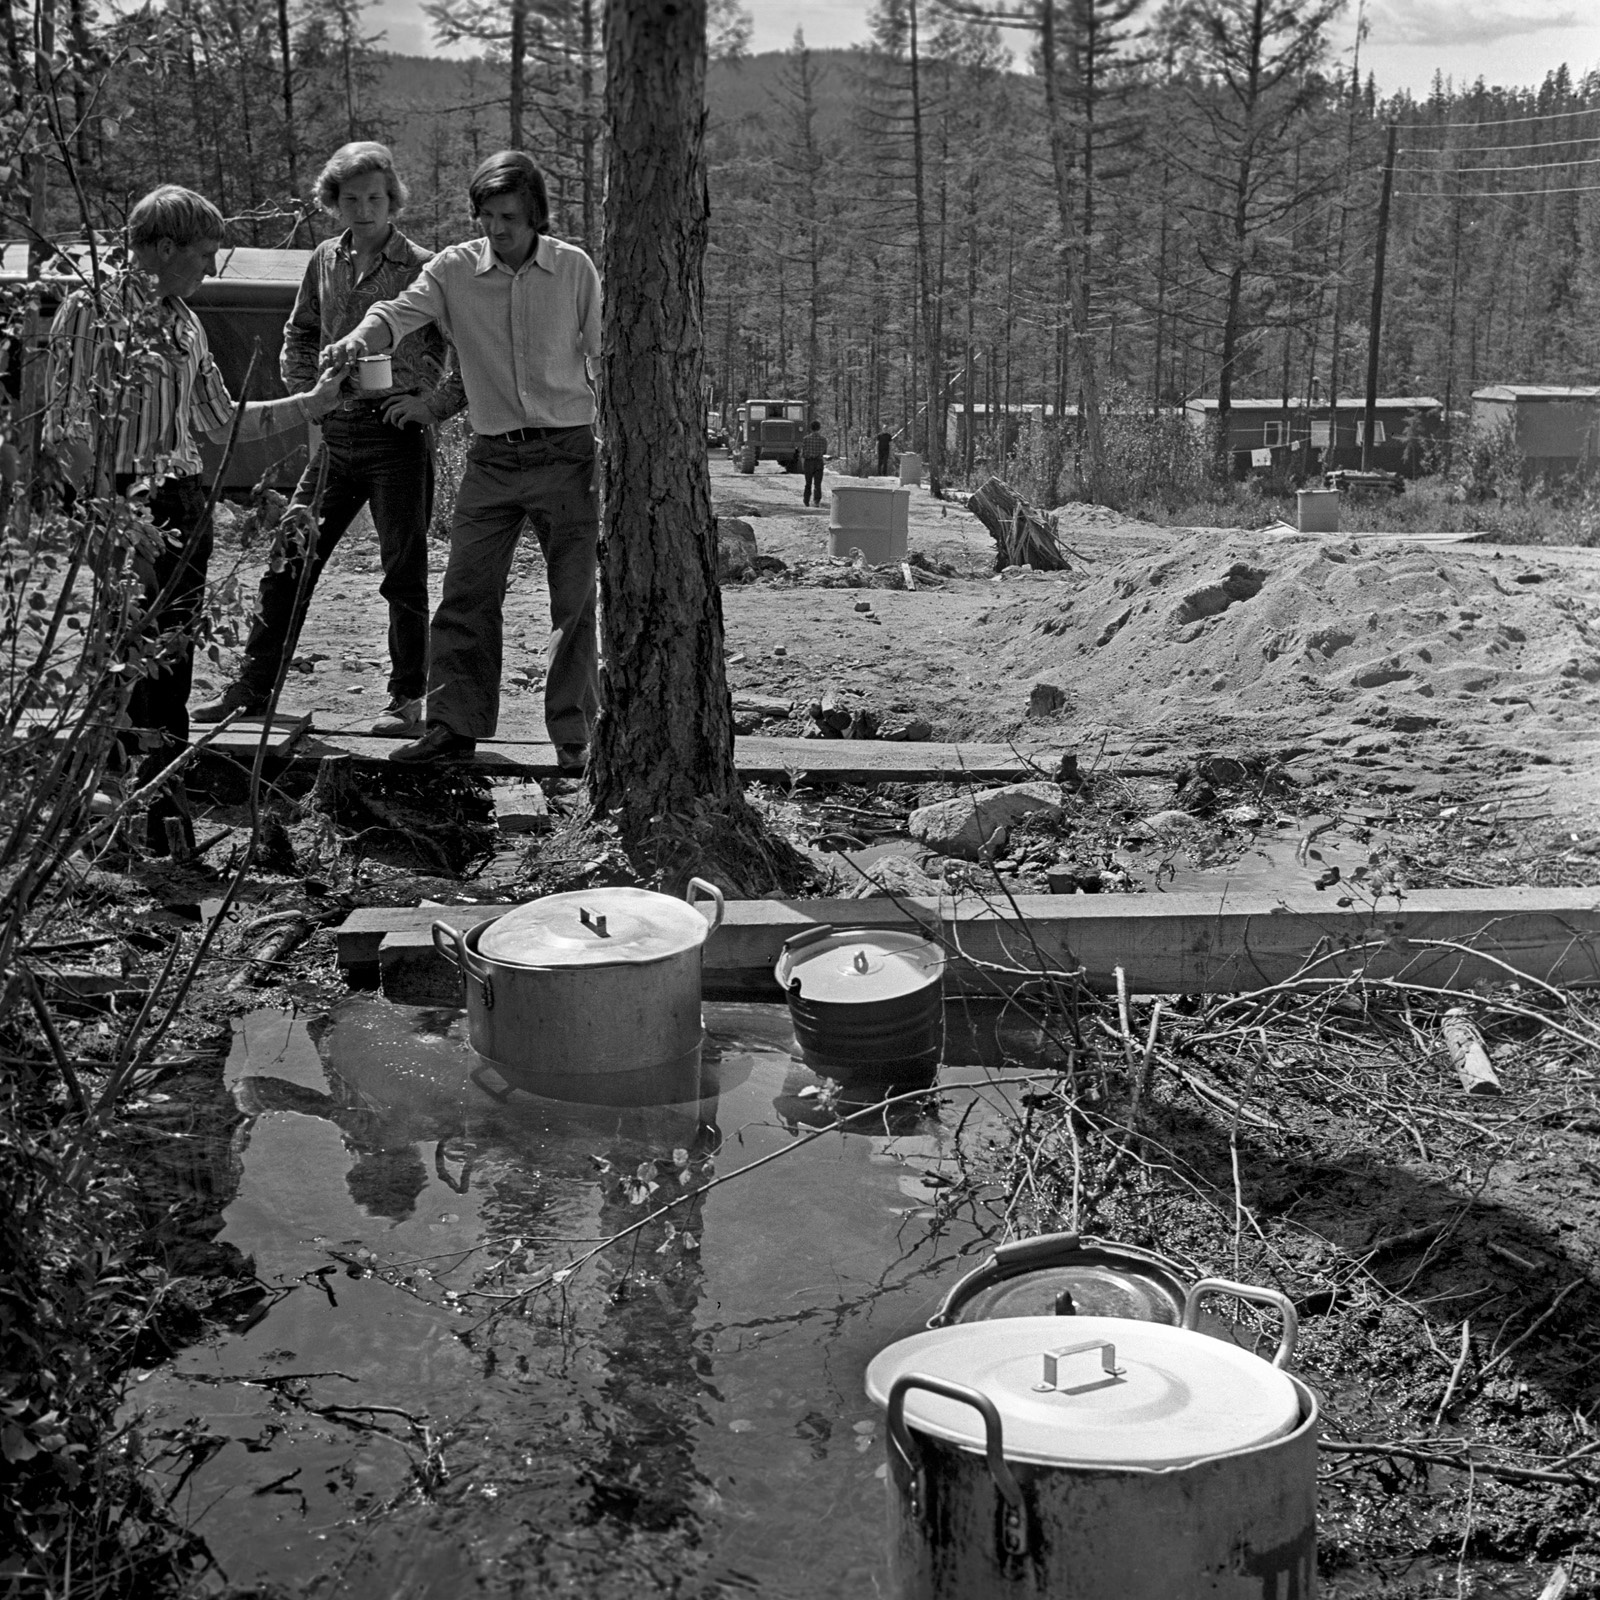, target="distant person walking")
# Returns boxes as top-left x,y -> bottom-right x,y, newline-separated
321,150 -> 601,772
196,142 -> 462,739
876,427 -> 894,476
800,419 -> 828,507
